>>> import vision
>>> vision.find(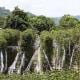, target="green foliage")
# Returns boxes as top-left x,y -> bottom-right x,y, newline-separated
0,29 -> 7,48
51,27 -> 80,68
0,29 -> 20,46
0,70 -> 79,80
0,36 -> 7,48
0,17 -> 5,28
21,29 -> 36,51
40,31 -> 53,51
4,29 -> 20,45
21,29 -> 36,67
4,7 -> 30,31
40,31 -> 53,65
29,16 -> 55,33
12,6 -> 27,20
51,29 -> 72,49
51,29 -> 66,45
51,27 -> 80,46
0,7 -> 80,74
1,7 -> 55,32
21,29 -> 35,56
0,29 -> 20,69
60,15 -> 79,28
